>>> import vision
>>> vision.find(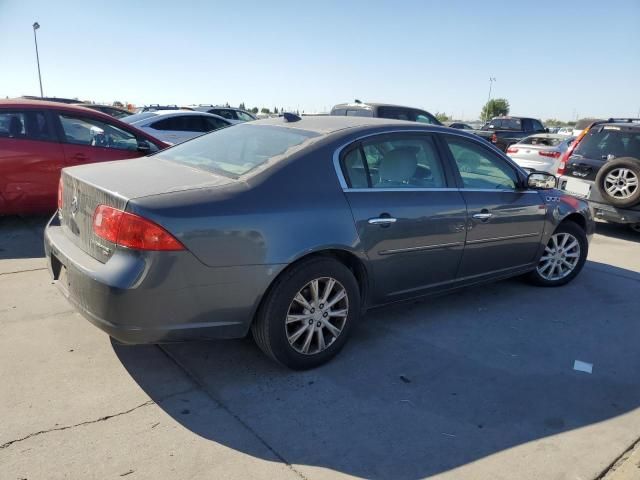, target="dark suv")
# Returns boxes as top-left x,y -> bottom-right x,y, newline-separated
557,119 -> 640,232
330,101 -> 441,125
